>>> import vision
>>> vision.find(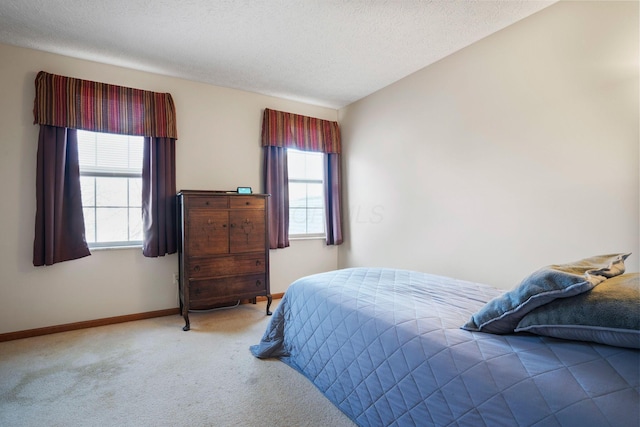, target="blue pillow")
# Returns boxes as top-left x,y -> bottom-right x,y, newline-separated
461,253 -> 630,334
515,273 -> 639,349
